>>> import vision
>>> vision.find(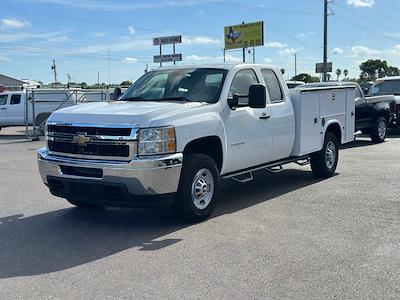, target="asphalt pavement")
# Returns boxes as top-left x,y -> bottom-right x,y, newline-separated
0,127 -> 399,299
